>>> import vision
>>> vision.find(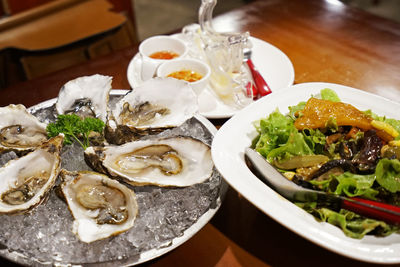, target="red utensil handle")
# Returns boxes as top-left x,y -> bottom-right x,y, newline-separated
245,81 -> 258,99
342,197 -> 400,225
246,59 -> 272,96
